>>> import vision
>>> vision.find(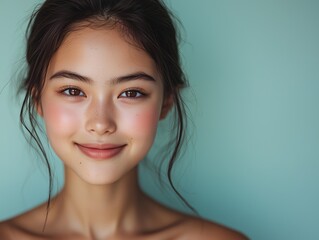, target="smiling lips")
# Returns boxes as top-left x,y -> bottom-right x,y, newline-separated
76,143 -> 126,160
